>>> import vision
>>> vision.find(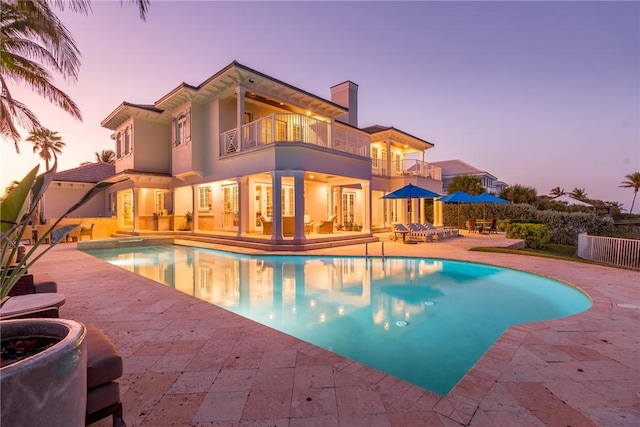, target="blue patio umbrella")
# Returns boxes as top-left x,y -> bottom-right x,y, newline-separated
381,184 -> 441,222
437,191 -> 481,228
476,193 -> 509,222
381,183 -> 441,200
